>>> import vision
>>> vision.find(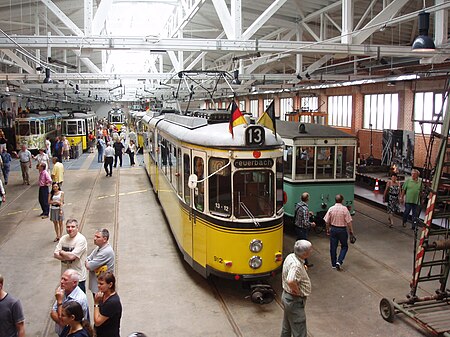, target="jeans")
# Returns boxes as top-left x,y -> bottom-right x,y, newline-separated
403,203 -> 419,228
38,186 -> 49,216
330,226 -> 348,267
281,291 -> 307,337
97,149 -> 104,162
